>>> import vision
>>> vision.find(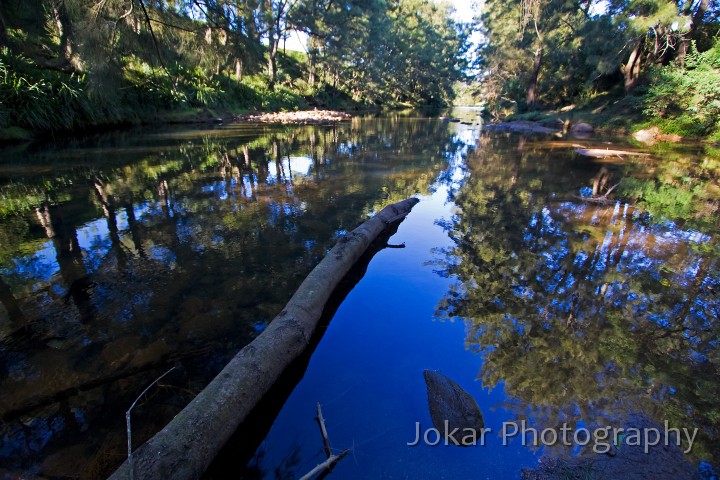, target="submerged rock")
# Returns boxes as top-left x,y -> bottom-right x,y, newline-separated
423,370 -> 484,446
